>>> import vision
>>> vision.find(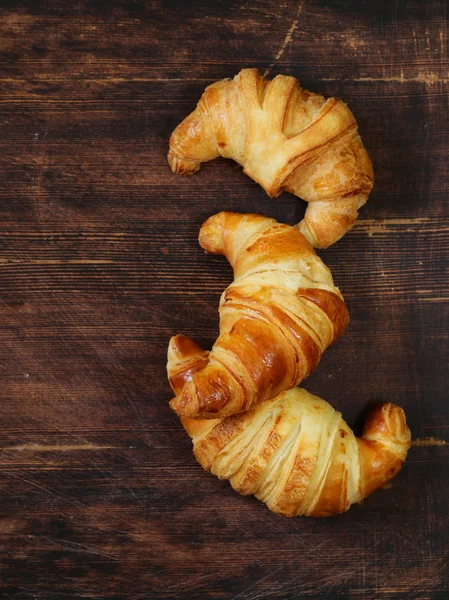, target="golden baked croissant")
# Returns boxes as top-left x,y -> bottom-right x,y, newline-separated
168,68 -> 374,248
168,336 -> 411,518
168,212 -> 349,420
